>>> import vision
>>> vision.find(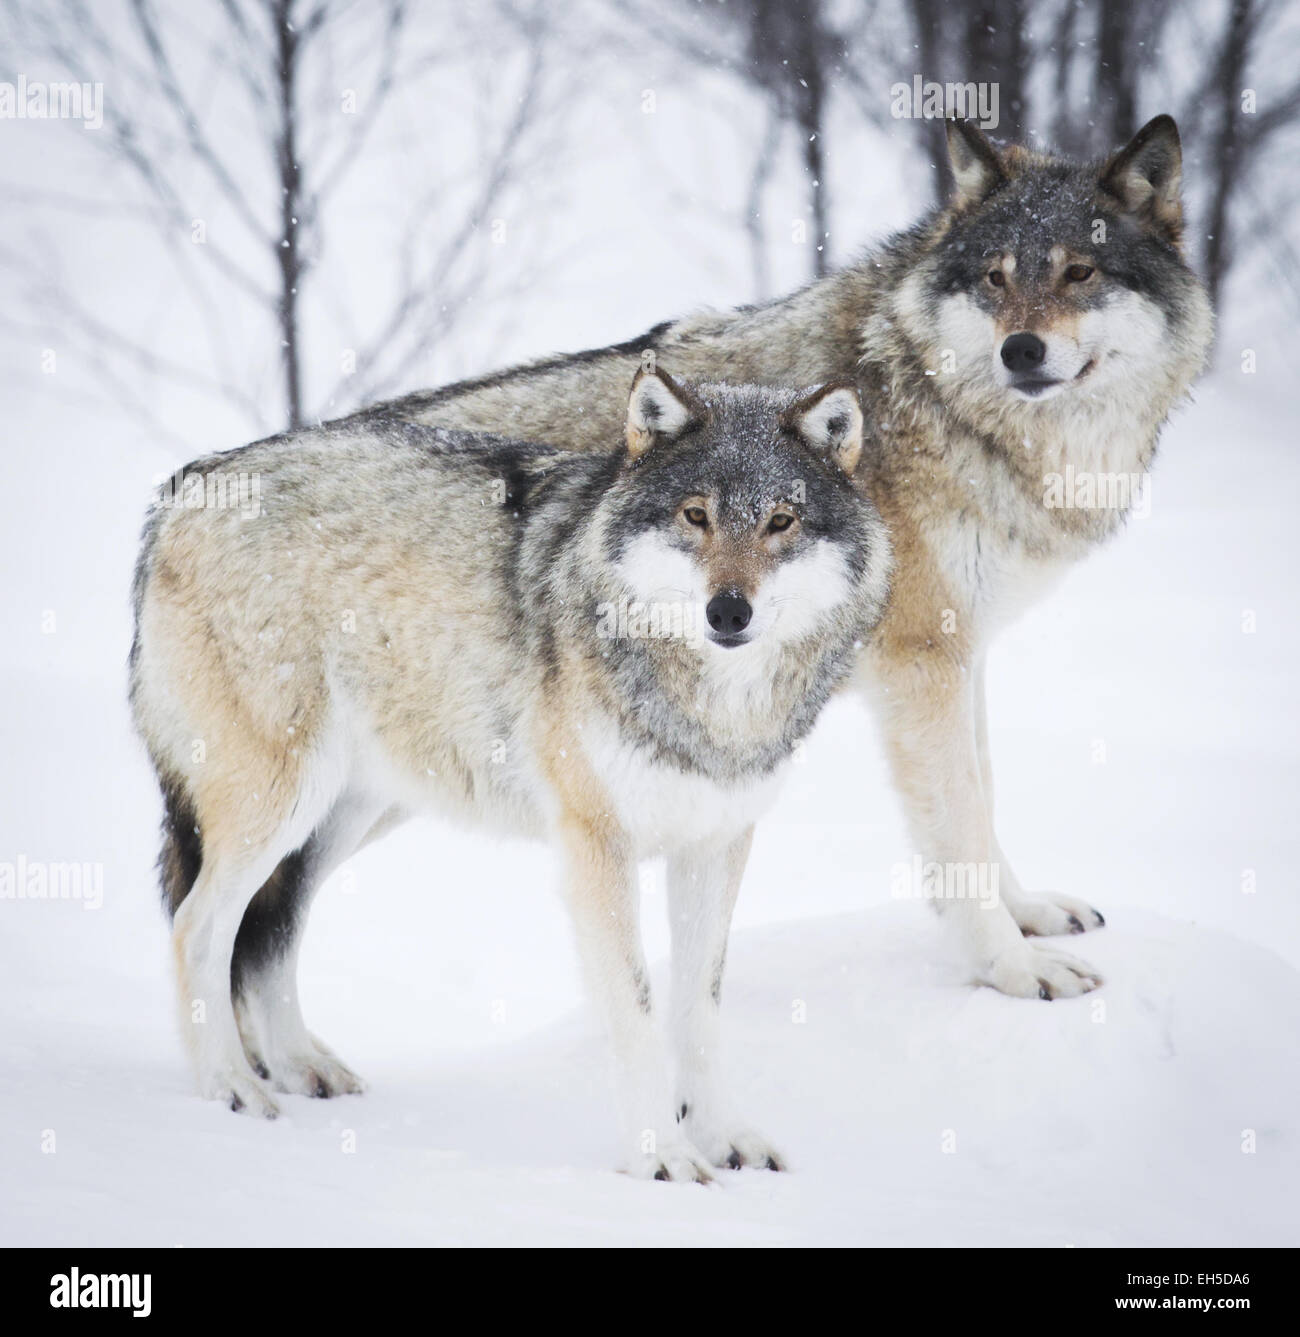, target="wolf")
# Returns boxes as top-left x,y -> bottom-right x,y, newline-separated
130,369 -> 890,1179
372,115 -> 1213,1000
